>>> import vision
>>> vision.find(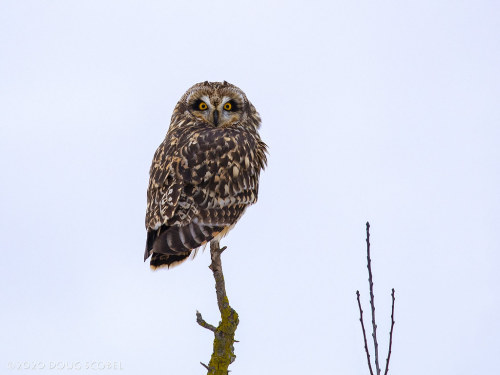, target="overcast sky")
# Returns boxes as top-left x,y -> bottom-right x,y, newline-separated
1,1 -> 499,374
